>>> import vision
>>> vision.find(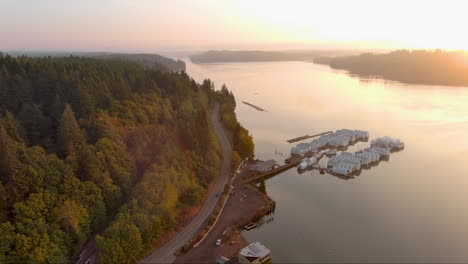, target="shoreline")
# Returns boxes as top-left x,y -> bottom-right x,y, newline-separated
174,160 -> 276,263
